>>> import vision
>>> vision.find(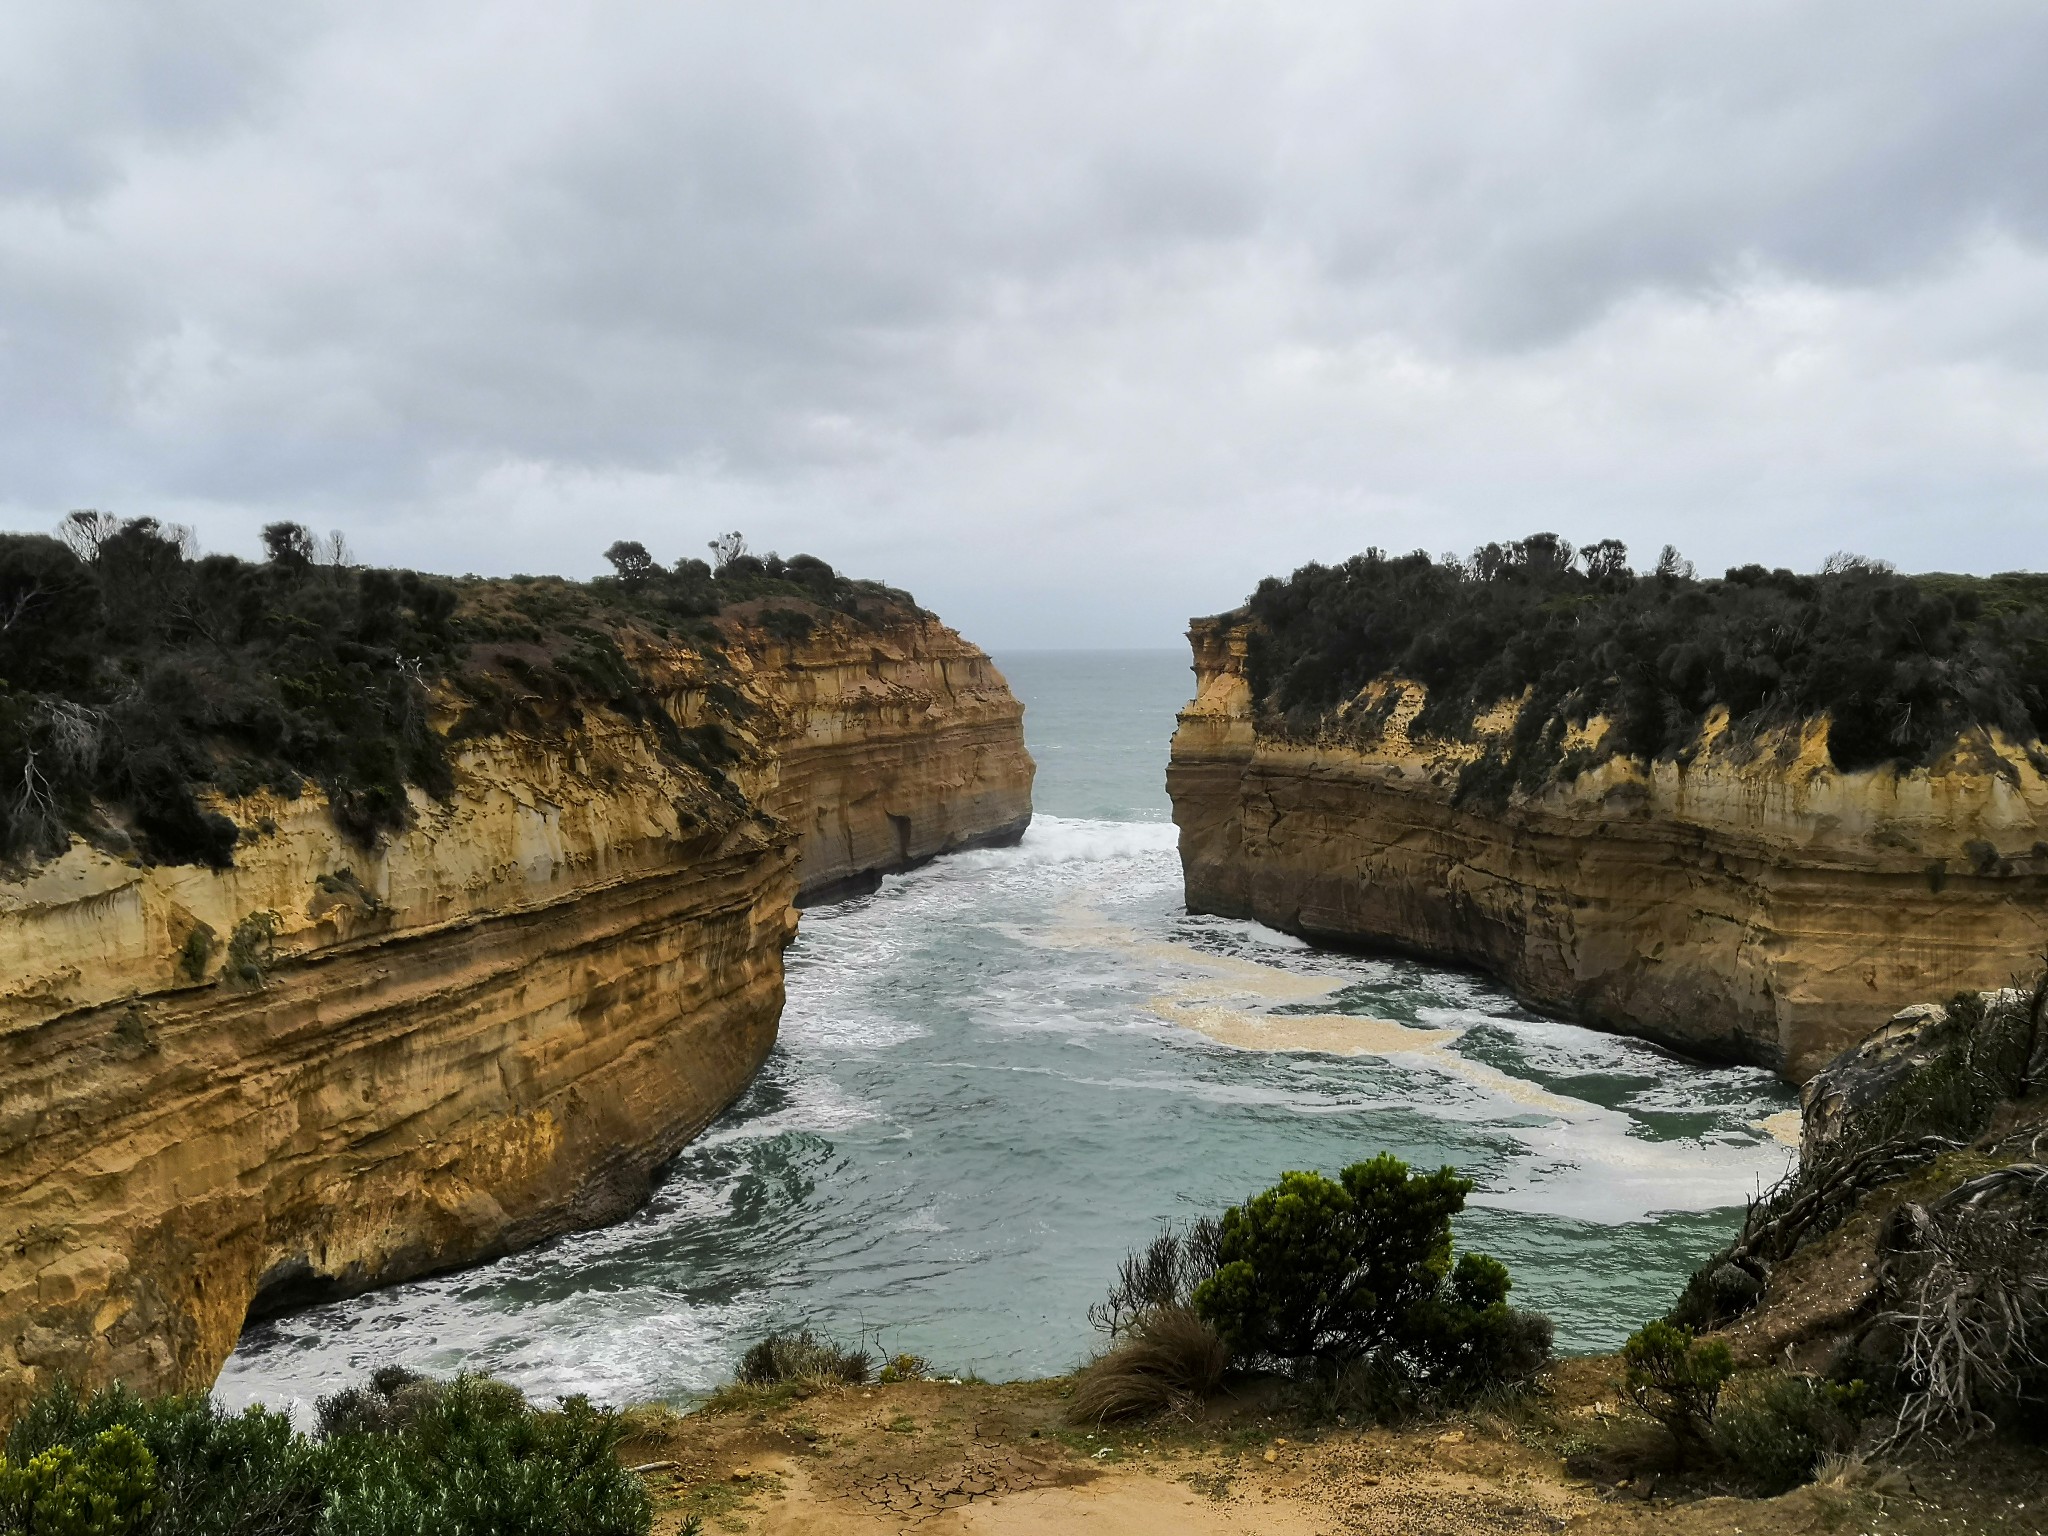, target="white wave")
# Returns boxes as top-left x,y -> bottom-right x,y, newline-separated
948,814 -> 1180,869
